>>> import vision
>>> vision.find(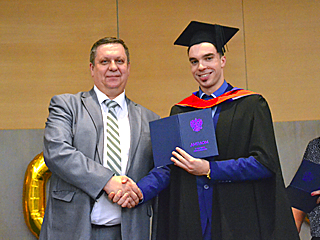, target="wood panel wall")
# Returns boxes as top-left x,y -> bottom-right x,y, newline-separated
1,0 -> 319,129
243,0 -> 320,122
